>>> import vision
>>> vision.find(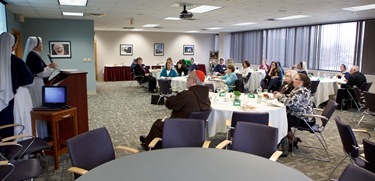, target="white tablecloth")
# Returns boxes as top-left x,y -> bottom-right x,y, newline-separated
171,77 -> 221,92
310,77 -> 344,106
208,93 -> 288,143
246,70 -> 266,92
